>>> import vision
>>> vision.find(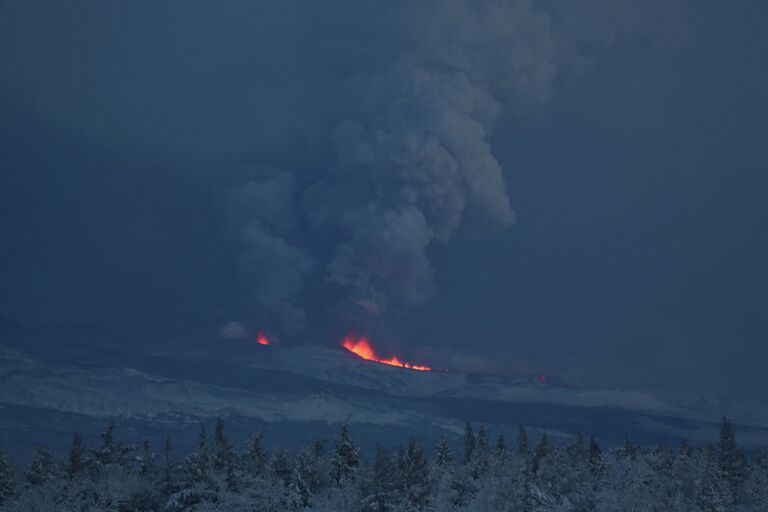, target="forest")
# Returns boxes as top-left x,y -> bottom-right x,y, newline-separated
0,418 -> 766,511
